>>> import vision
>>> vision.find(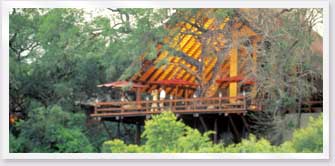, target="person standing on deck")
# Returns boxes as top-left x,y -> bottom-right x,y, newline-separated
151,89 -> 158,112
159,87 -> 166,111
